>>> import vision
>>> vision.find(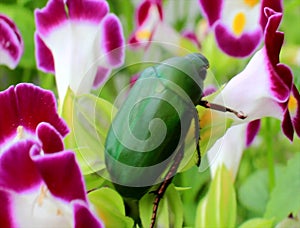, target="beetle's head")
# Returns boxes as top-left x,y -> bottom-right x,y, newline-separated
186,53 -> 209,81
